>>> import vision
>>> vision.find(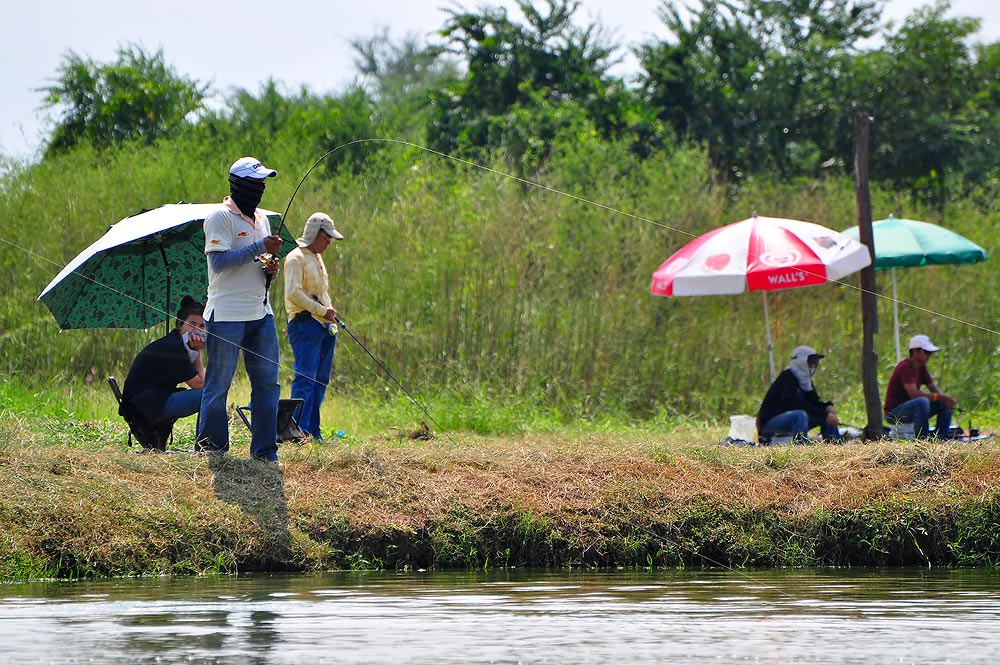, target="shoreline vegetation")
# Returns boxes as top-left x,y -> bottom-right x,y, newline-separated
3,411 -> 1000,581
4,1 -> 1000,581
